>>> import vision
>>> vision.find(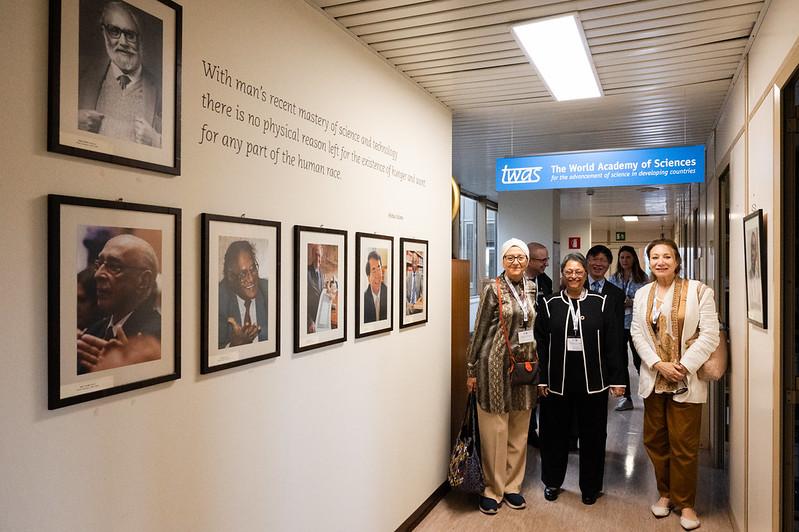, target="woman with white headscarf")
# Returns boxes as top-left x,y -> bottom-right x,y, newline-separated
466,238 -> 538,515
